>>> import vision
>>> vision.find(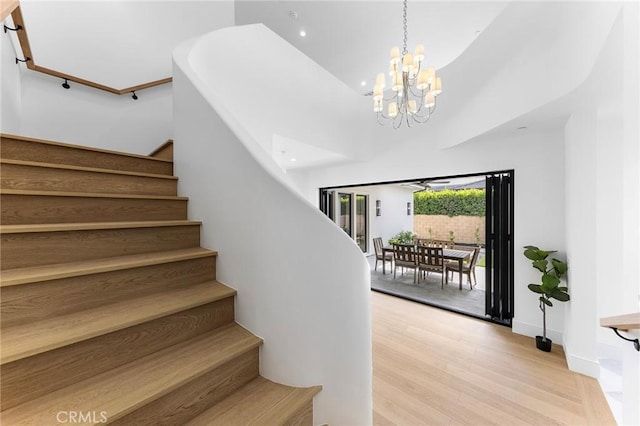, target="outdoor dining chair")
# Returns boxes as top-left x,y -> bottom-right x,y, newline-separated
392,243 -> 419,283
417,239 -> 453,249
373,237 -> 393,272
447,247 -> 480,288
417,245 -> 448,288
